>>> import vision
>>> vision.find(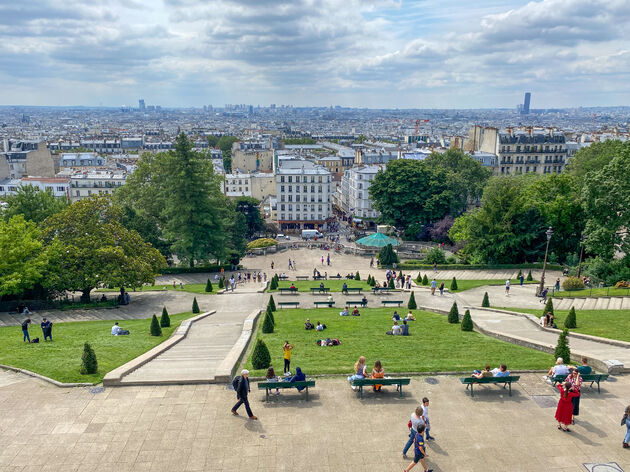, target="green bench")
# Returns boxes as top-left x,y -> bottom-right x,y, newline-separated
372,287 -> 395,294
278,301 -> 299,309
258,380 -> 316,401
459,376 -> 521,397
329,275 -> 342,279
310,287 -> 331,294
347,300 -> 367,307
314,301 -> 334,307
351,378 -> 411,399
551,373 -> 610,393
382,300 -> 403,307
343,287 -> 363,294
296,275 -> 309,280
278,287 -> 298,295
